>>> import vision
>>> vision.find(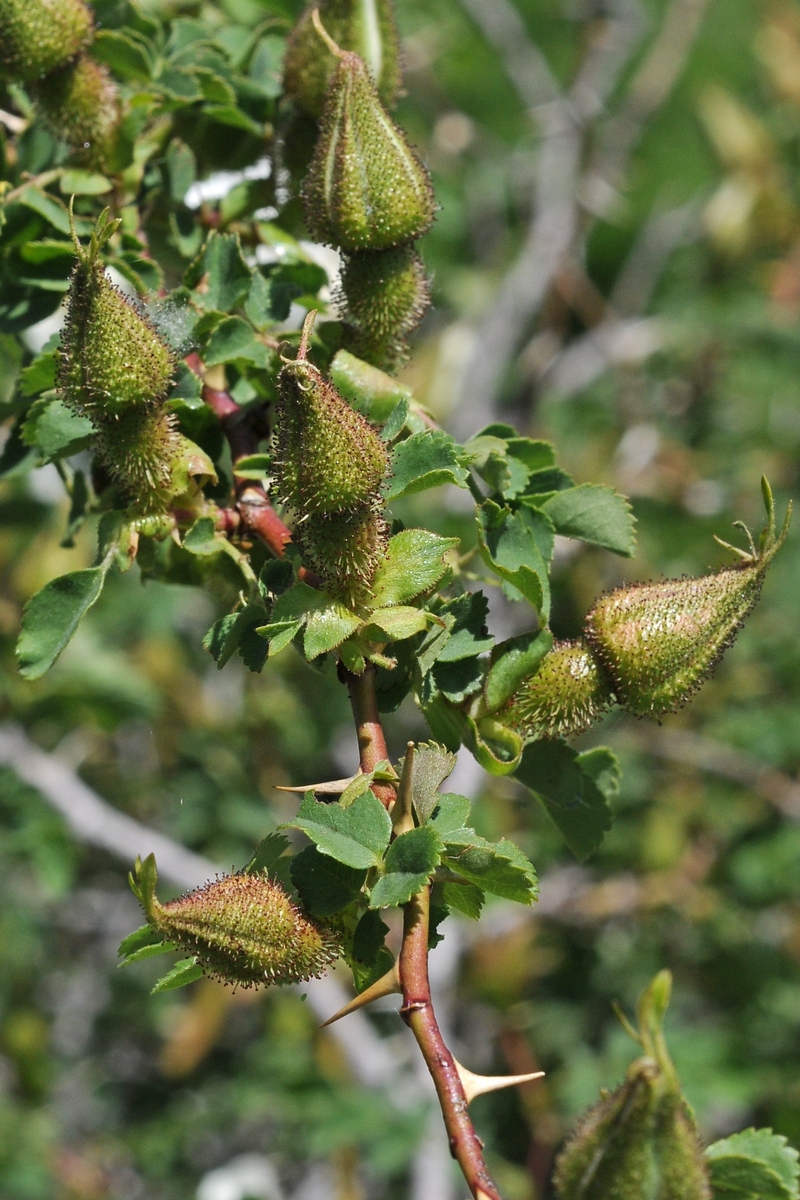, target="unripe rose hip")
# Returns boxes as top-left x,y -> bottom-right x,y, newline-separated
502,639 -> 612,740
340,246 -> 431,372
33,54 -> 120,170
301,26 -> 435,252
0,0 -> 92,83
284,0 -> 401,119
585,486 -> 790,718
